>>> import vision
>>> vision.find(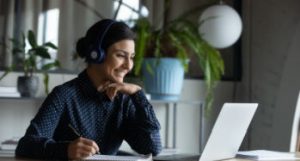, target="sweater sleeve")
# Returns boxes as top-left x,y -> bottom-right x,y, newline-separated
15,87 -> 70,160
123,90 -> 162,156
